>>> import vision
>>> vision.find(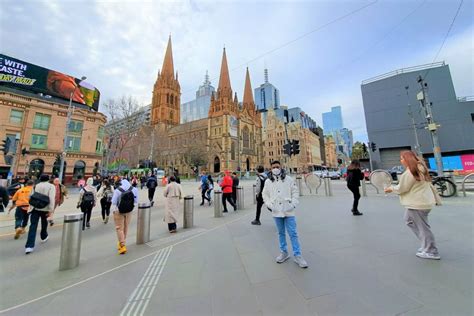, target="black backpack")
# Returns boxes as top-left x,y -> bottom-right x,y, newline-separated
105,189 -> 114,203
29,191 -> 50,209
118,187 -> 135,213
148,178 -> 157,189
81,189 -> 95,208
